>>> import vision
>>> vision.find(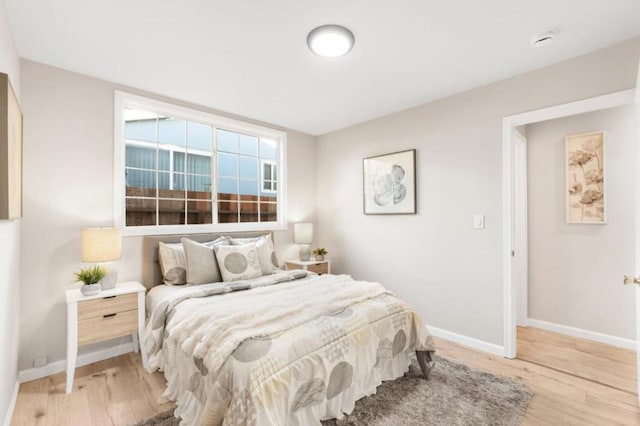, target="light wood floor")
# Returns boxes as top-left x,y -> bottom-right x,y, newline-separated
517,326 -> 637,394
11,330 -> 640,425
